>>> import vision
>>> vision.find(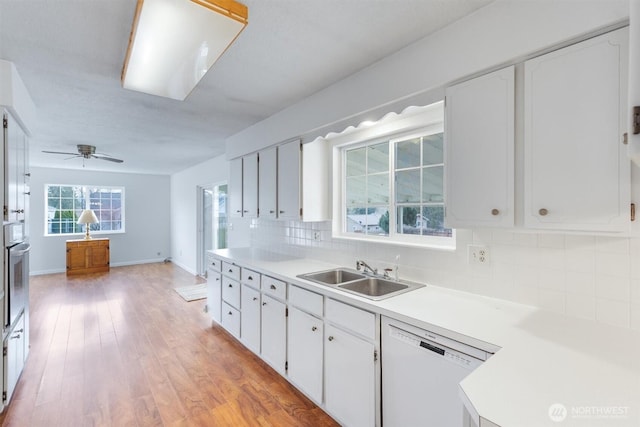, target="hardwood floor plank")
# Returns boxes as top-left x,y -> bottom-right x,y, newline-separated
0,263 -> 339,427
